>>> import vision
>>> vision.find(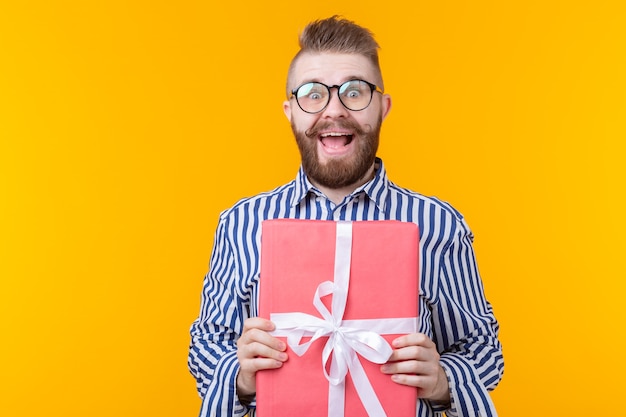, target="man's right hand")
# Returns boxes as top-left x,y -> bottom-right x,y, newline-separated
235,317 -> 289,398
